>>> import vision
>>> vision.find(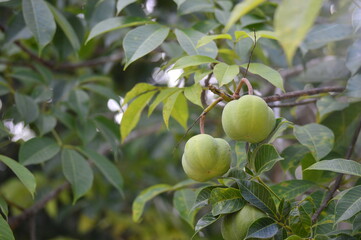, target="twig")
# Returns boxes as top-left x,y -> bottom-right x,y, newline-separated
242,30 -> 257,78
234,77 -> 254,98
200,115 -> 205,134
9,182 -> 70,229
311,117 -> 361,223
268,99 -> 317,108
263,87 -> 345,103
